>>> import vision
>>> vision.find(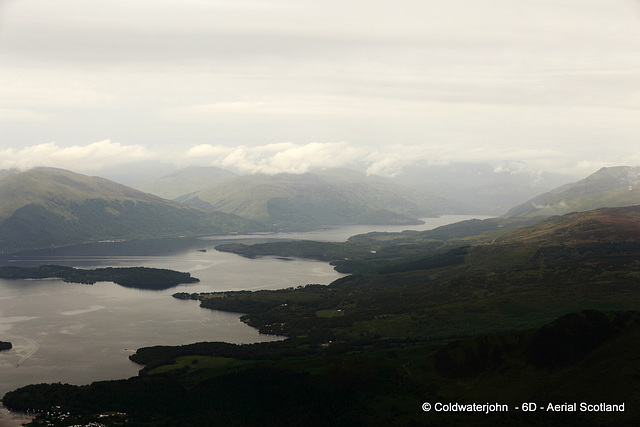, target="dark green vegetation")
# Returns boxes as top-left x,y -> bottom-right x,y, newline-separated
0,168 -> 264,252
0,341 -> 11,351
4,205 -> 640,426
178,168 -> 470,230
505,166 -> 640,218
0,265 -> 199,290
216,215 -> 541,274
203,207 -> 640,340
4,311 -> 639,426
